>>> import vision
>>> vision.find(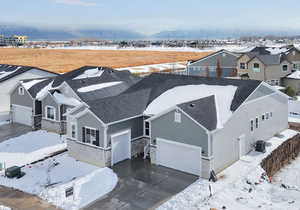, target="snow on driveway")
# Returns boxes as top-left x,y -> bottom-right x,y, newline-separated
0,130 -> 66,168
158,129 -> 300,210
0,153 -> 118,210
